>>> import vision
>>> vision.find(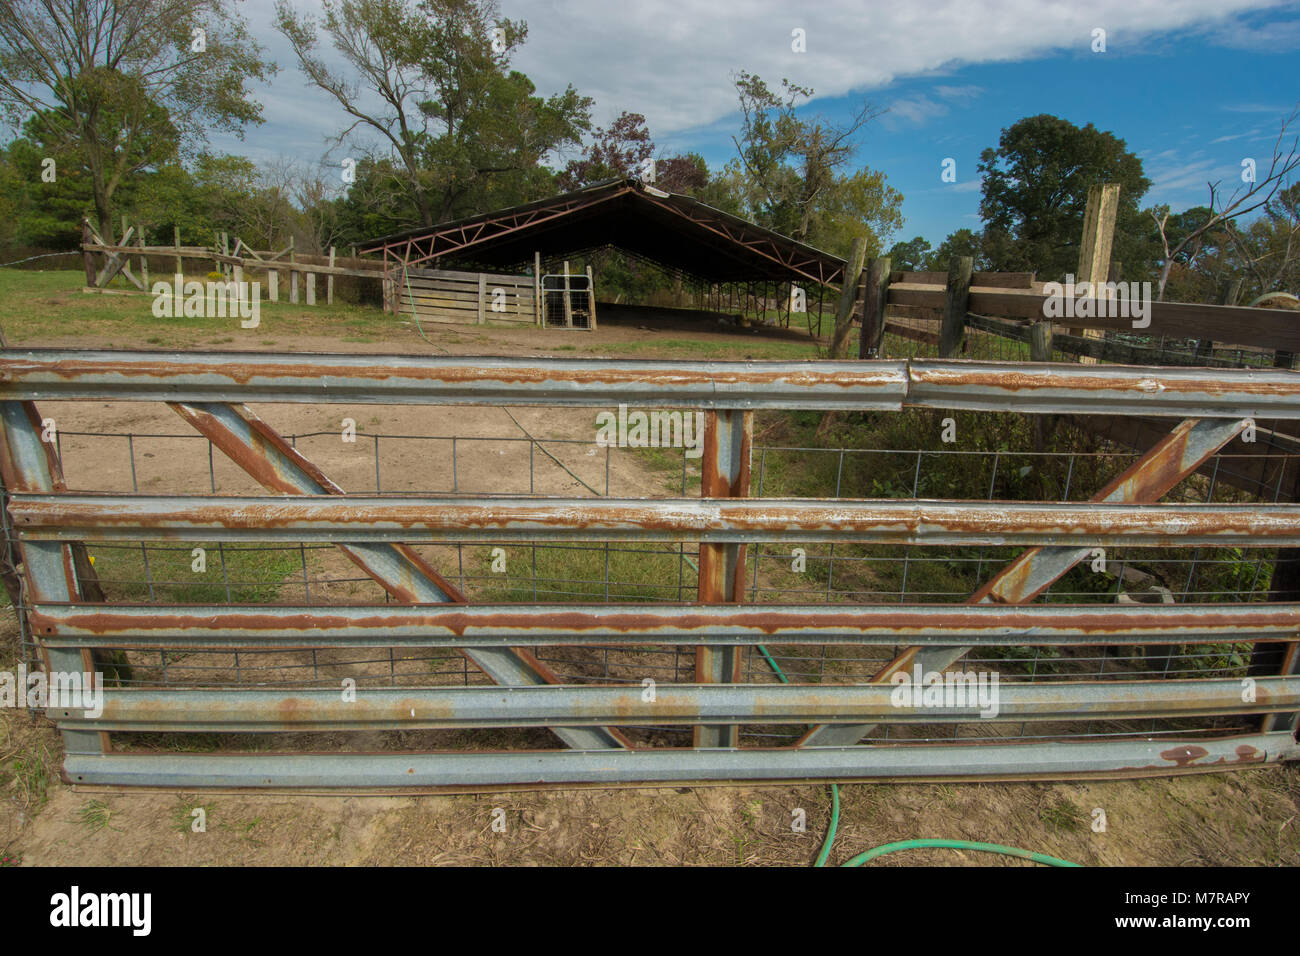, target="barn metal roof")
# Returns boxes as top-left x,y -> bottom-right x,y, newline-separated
360,178 -> 846,286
